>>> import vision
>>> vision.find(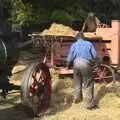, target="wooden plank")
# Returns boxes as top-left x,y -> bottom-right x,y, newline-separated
57,68 -> 73,74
